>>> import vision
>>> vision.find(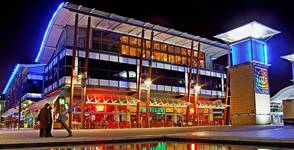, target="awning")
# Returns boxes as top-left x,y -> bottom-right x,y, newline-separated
29,95 -> 59,111
150,98 -> 191,108
1,108 -> 18,118
86,94 -> 139,106
197,100 -> 228,109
